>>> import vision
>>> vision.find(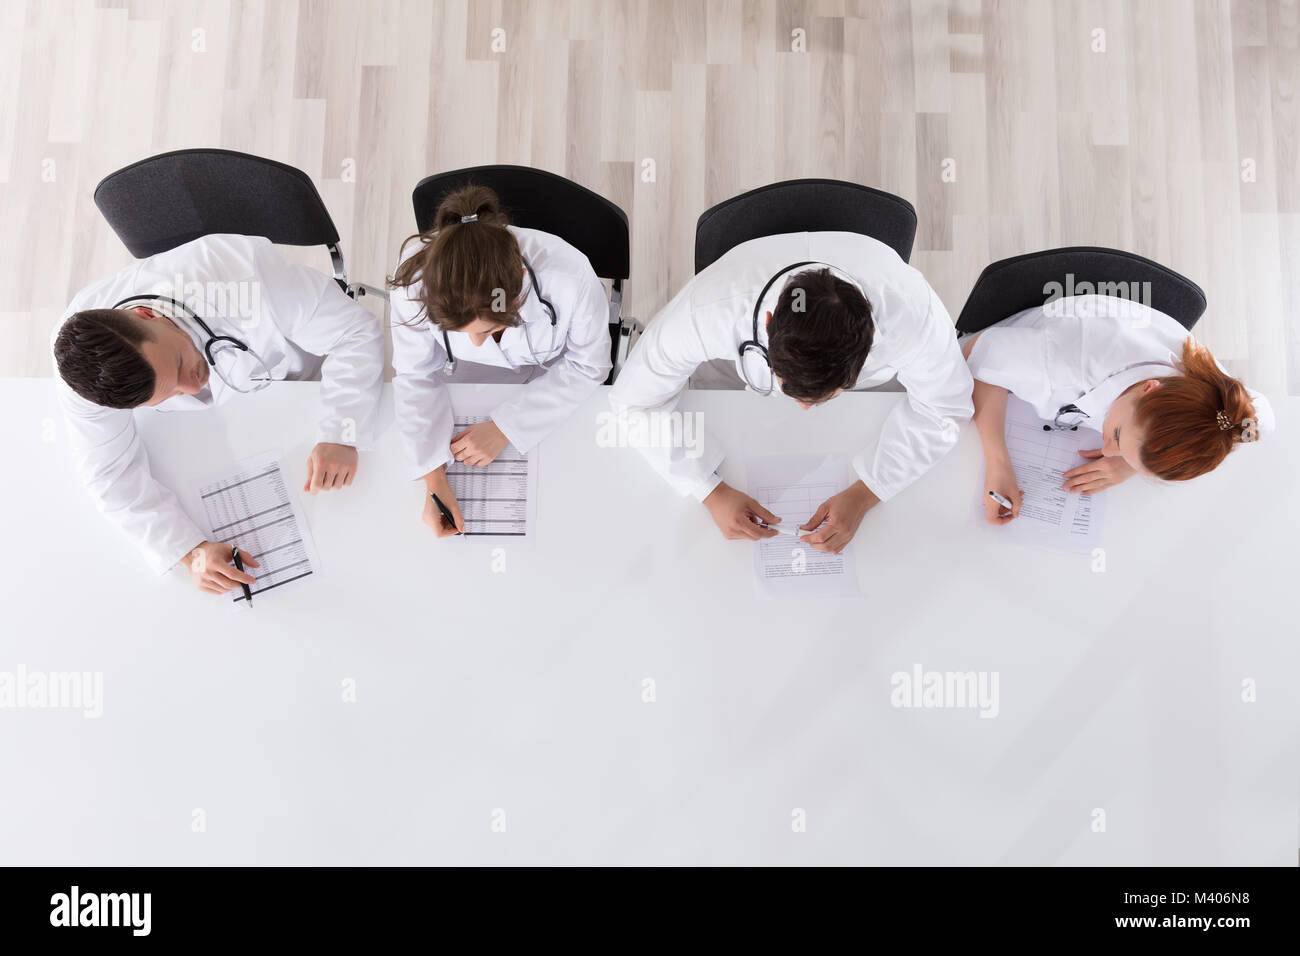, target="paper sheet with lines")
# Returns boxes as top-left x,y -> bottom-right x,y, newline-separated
976,396 -> 1107,554
749,453 -> 859,599
194,450 -> 319,602
448,415 -> 538,536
